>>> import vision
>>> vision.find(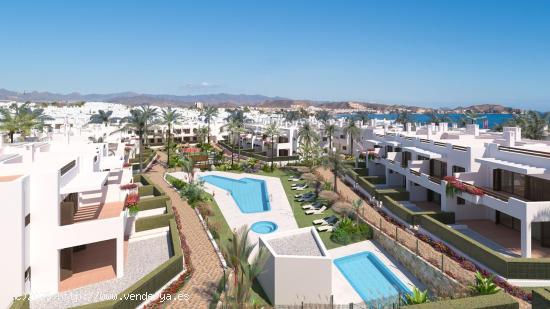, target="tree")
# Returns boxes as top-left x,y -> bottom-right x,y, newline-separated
460,110 -> 481,126
351,199 -> 363,224
284,110 -> 301,123
353,111 -> 370,124
139,105 -> 158,146
427,112 -> 452,124
221,118 -> 245,166
222,226 -> 268,308
323,123 -> 336,152
500,111 -> 547,140
160,107 -> 182,166
263,121 -> 280,172
0,102 -> 53,143
322,149 -> 347,193
200,106 -> 218,143
177,155 -> 195,183
89,110 -> 113,127
117,108 -> 156,173
197,126 -> 209,144
315,110 -> 331,124
395,111 -> 412,125
343,120 -> 360,155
